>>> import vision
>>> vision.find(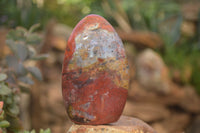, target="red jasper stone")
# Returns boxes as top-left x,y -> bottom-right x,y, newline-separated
62,14 -> 129,125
